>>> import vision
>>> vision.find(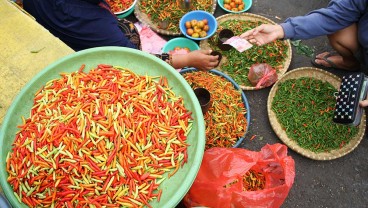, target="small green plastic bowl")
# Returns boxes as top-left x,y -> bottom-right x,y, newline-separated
0,47 -> 205,208
162,37 -> 200,53
218,0 -> 252,13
